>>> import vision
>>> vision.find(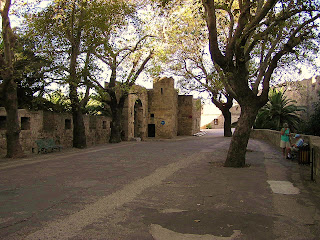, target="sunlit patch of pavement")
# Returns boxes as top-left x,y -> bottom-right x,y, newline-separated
267,180 -> 300,195
150,224 -> 242,240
